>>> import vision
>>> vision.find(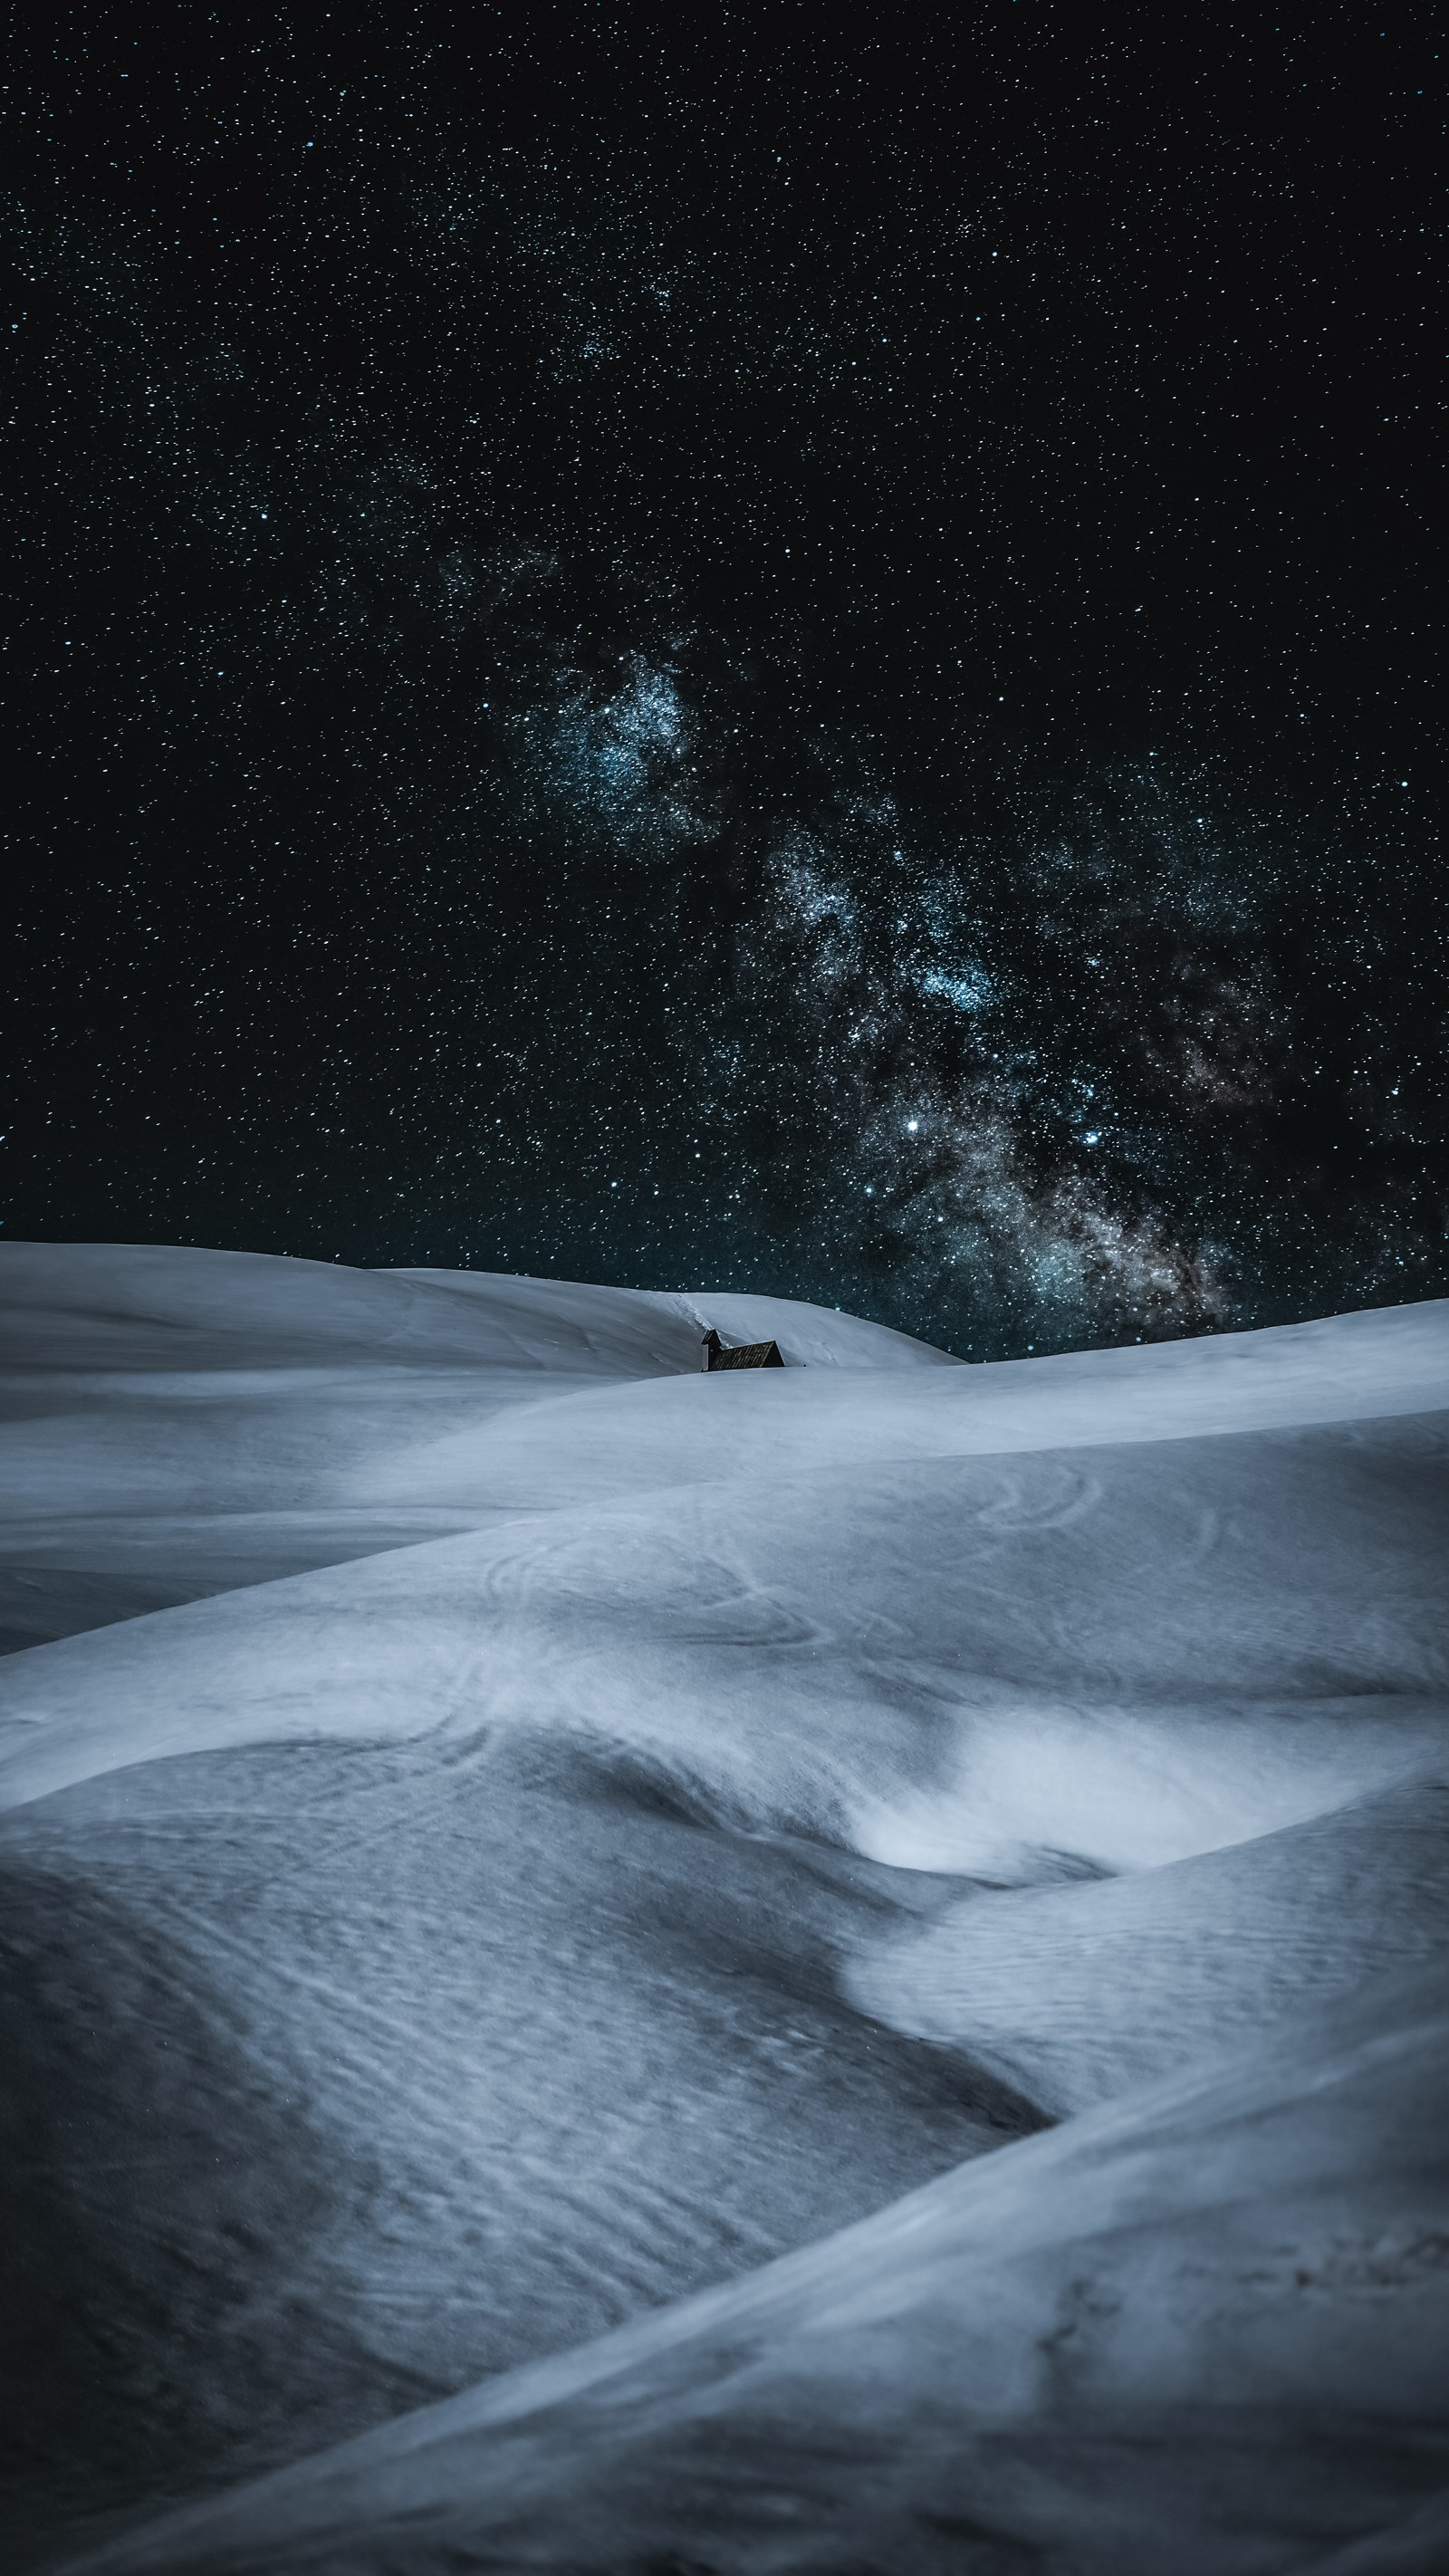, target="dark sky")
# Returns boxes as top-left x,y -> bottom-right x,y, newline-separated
7,5 -> 1445,1356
